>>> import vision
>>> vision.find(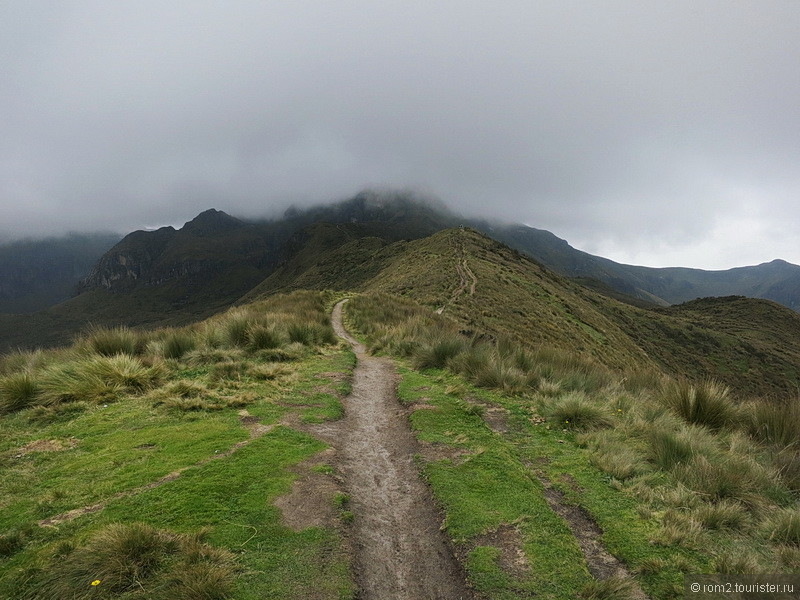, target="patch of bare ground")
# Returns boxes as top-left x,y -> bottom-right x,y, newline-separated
473,524 -> 531,580
12,438 -> 78,458
332,300 -> 475,600
461,396 -> 510,434
408,400 -> 438,411
316,371 -> 348,383
534,472 -> 649,599
482,406 -> 510,434
39,411 -> 275,528
417,440 -> 471,464
274,447 -> 342,531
